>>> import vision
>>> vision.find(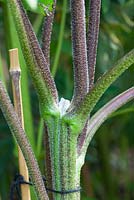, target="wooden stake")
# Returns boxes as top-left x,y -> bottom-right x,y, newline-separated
9,48 -> 31,200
